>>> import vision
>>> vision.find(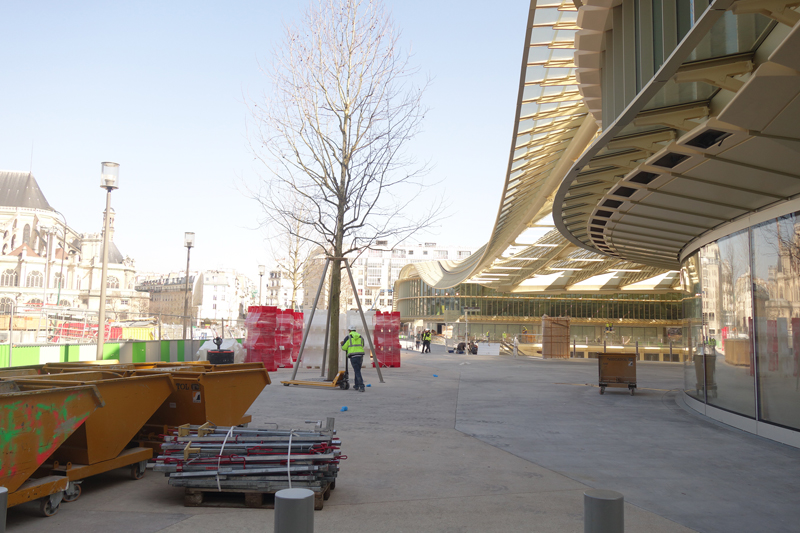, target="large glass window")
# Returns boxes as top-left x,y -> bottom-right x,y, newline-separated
367,263 -> 381,286
1,269 -> 18,287
26,271 -> 43,288
701,230 -> 755,417
682,252 -> 704,401
752,214 -> 800,431
680,209 -> 800,434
